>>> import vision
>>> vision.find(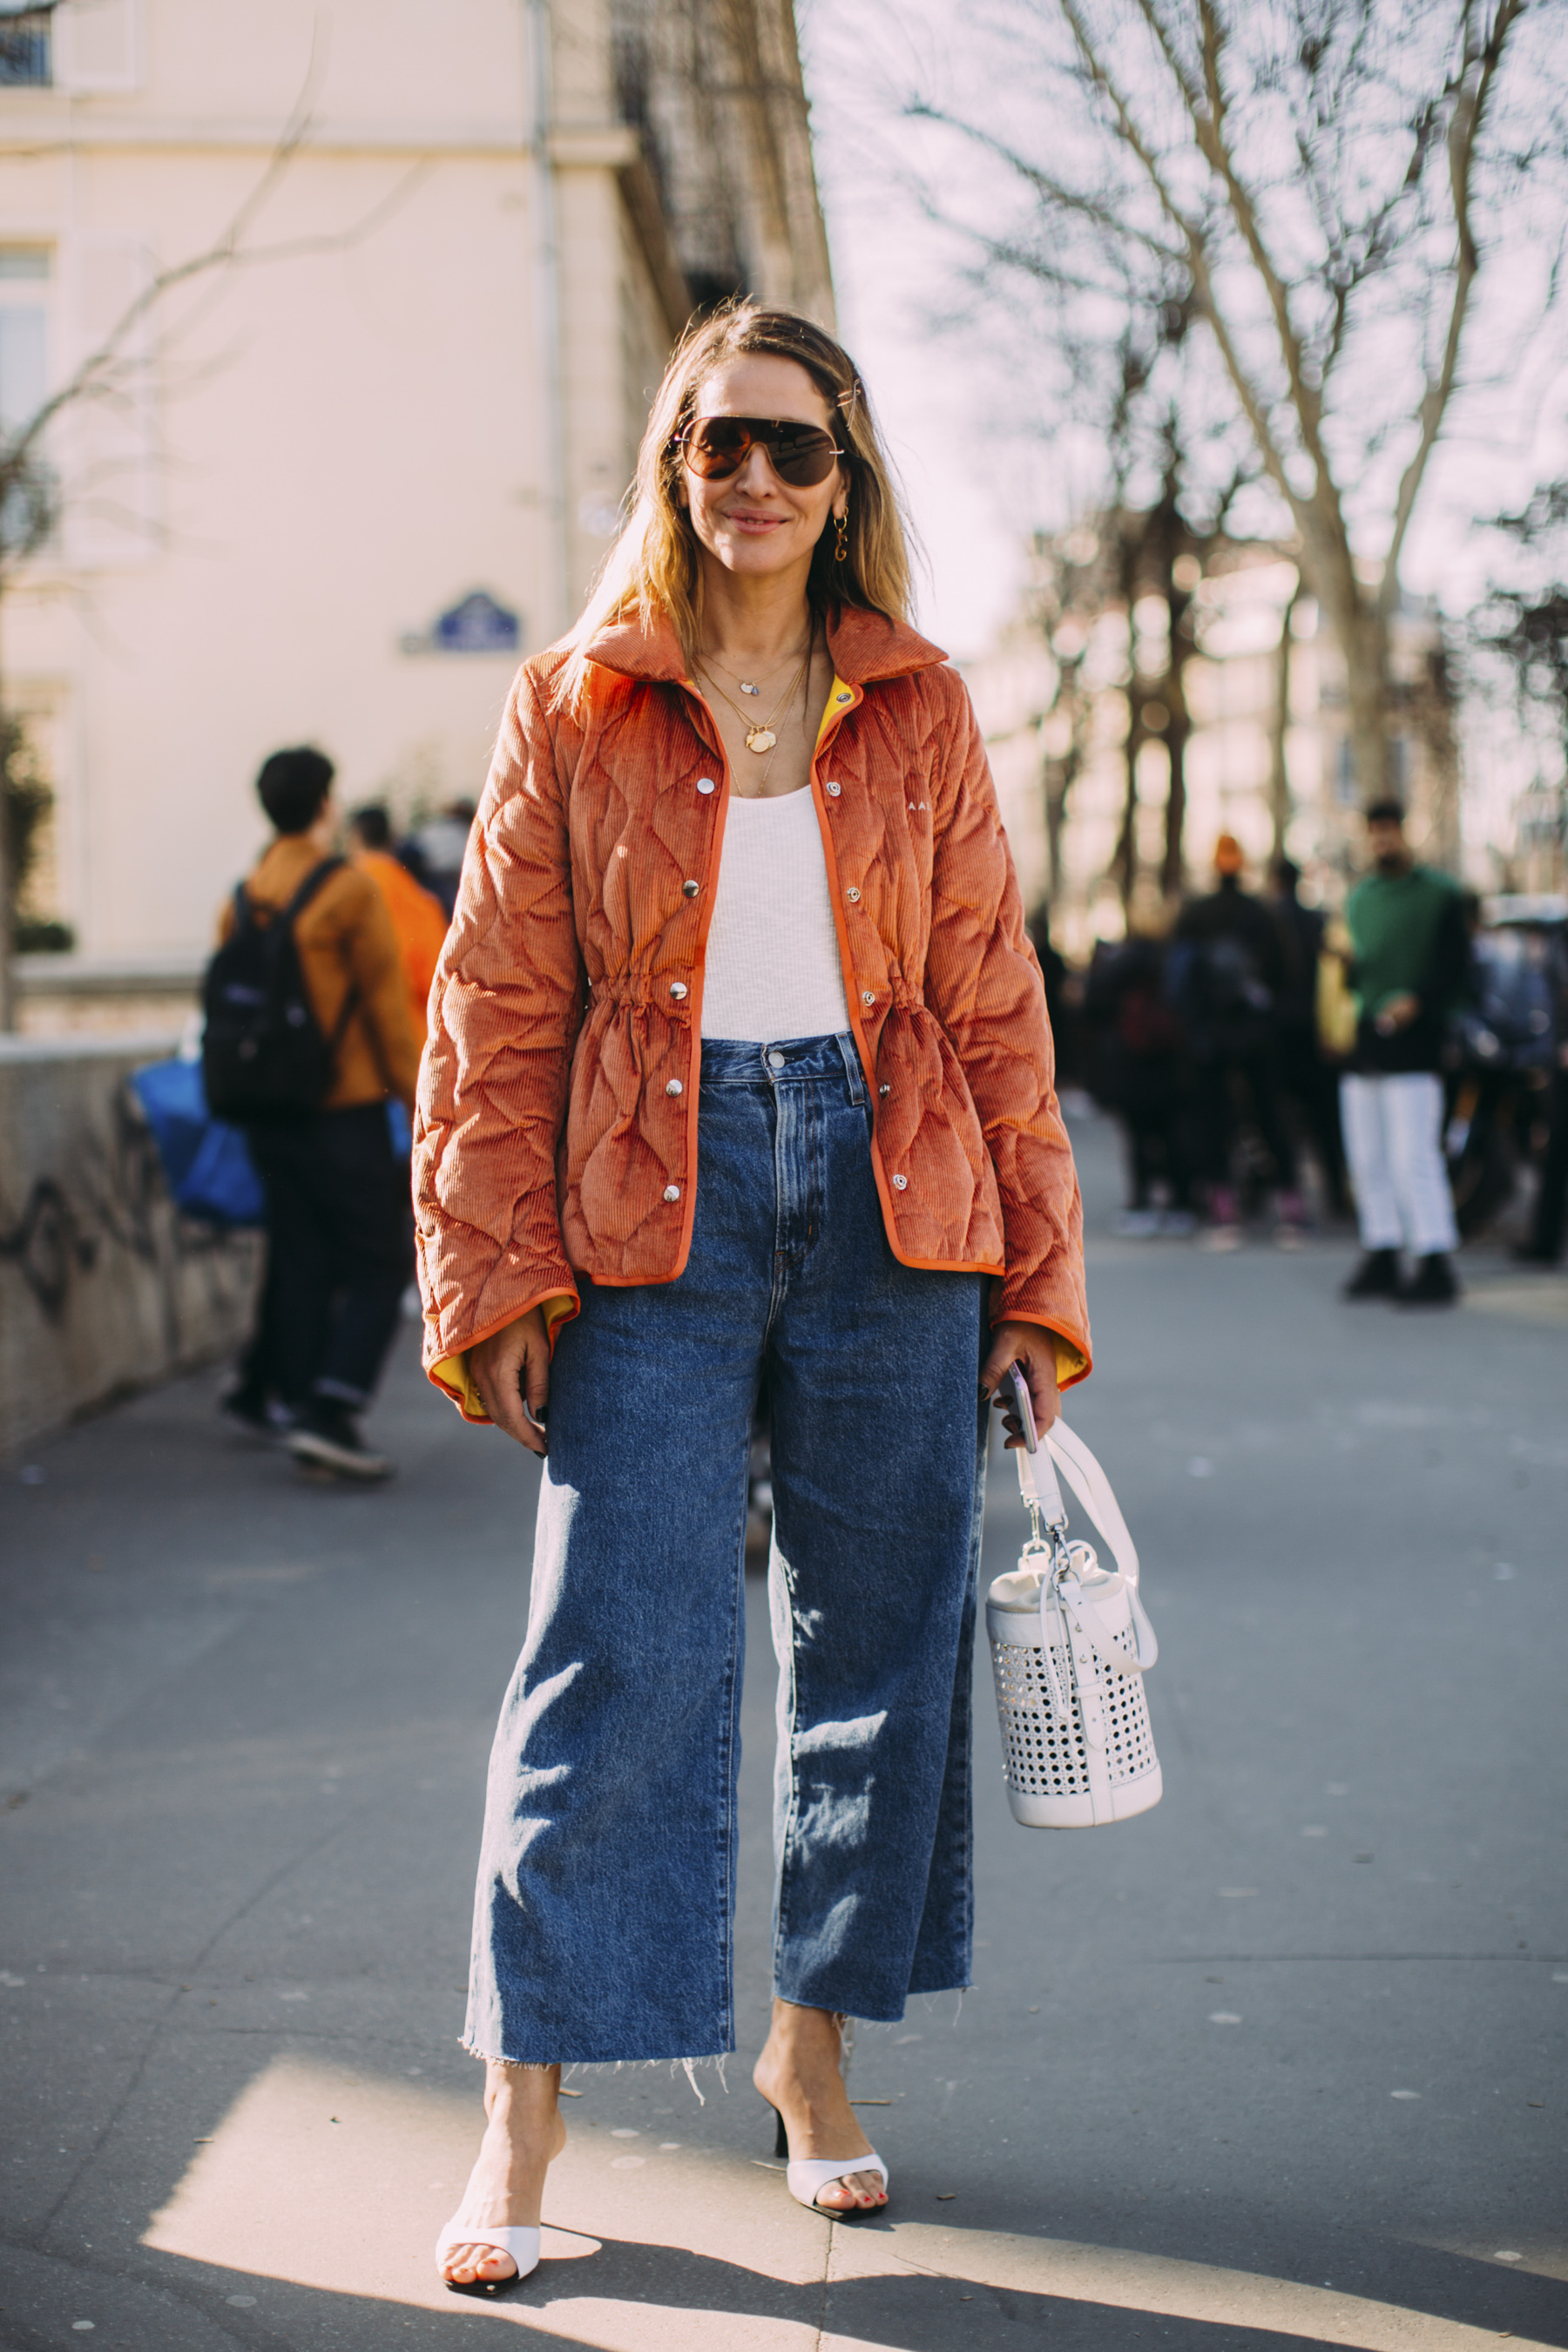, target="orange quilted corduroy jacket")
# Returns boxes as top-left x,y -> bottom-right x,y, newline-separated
416,604 -> 1090,1417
